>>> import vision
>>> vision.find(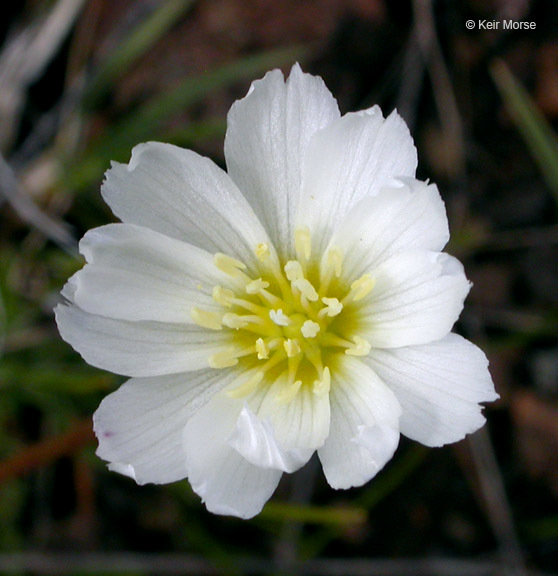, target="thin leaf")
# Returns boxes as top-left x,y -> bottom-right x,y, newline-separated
490,58 -> 558,207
